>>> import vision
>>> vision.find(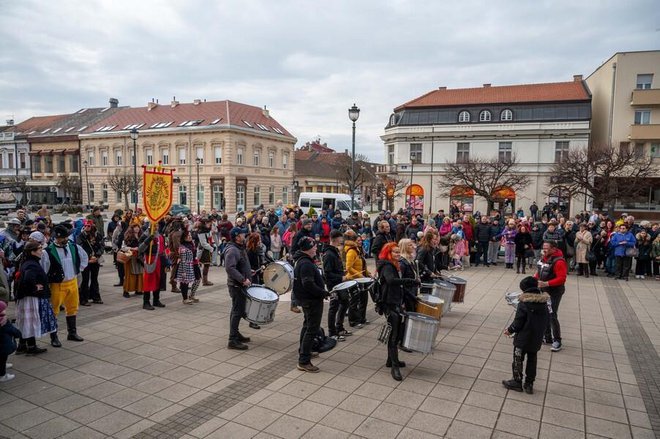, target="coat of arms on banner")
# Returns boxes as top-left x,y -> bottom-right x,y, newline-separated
142,163 -> 174,222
